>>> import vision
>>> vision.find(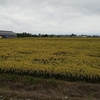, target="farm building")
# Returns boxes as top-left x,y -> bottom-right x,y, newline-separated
0,30 -> 17,38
